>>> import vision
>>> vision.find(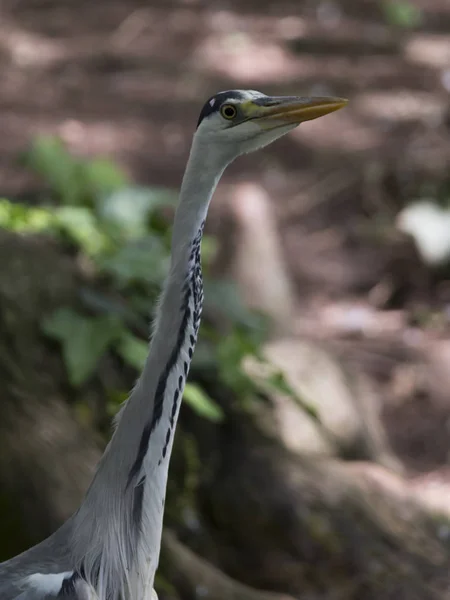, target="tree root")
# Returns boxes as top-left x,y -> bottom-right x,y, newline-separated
162,530 -> 296,600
